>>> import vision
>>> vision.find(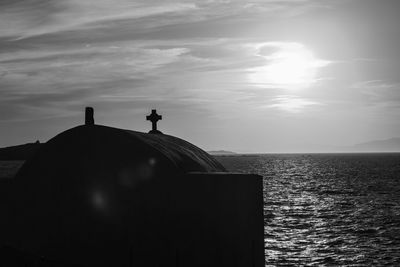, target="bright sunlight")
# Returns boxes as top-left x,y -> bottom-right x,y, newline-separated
248,43 -> 329,89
